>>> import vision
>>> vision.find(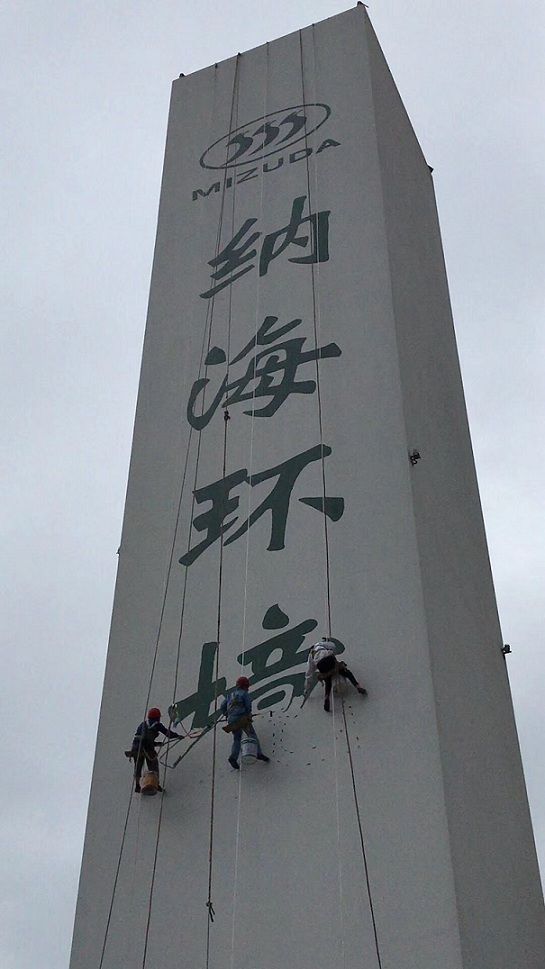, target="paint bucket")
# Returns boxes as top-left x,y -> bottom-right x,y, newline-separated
141,770 -> 159,795
240,735 -> 258,765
